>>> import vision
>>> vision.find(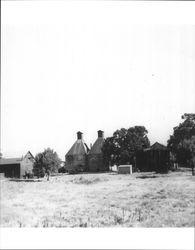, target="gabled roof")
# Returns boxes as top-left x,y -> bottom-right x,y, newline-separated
143,142 -> 167,152
66,139 -> 88,156
0,158 -> 22,165
0,151 -> 35,165
24,151 -> 35,159
150,142 -> 167,150
23,151 -> 35,162
88,137 -> 104,155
